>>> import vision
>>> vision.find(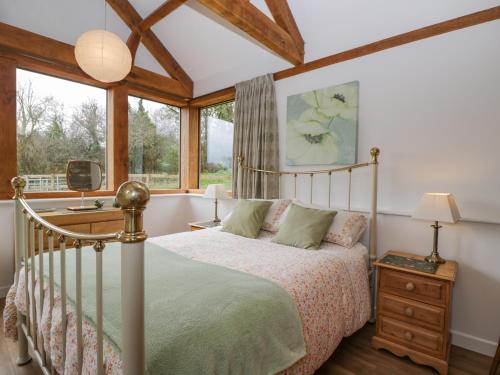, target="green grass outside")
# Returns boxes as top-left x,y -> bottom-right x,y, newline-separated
200,170 -> 232,190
